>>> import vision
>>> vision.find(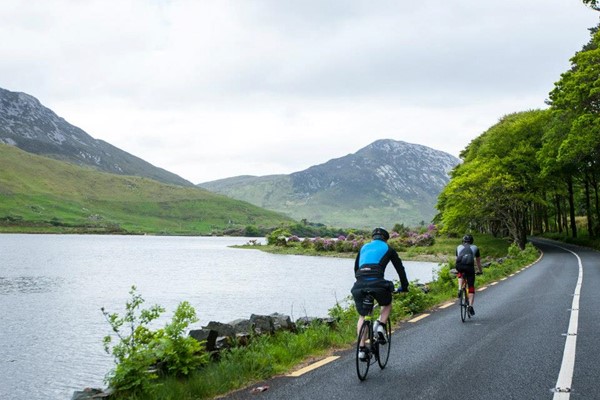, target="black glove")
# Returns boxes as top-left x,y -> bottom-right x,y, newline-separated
395,286 -> 408,293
